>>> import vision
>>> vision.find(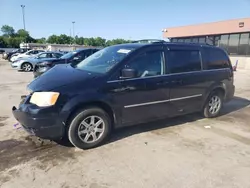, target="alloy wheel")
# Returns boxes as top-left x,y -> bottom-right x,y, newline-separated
208,95 -> 221,114
23,63 -> 32,71
77,115 -> 105,143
